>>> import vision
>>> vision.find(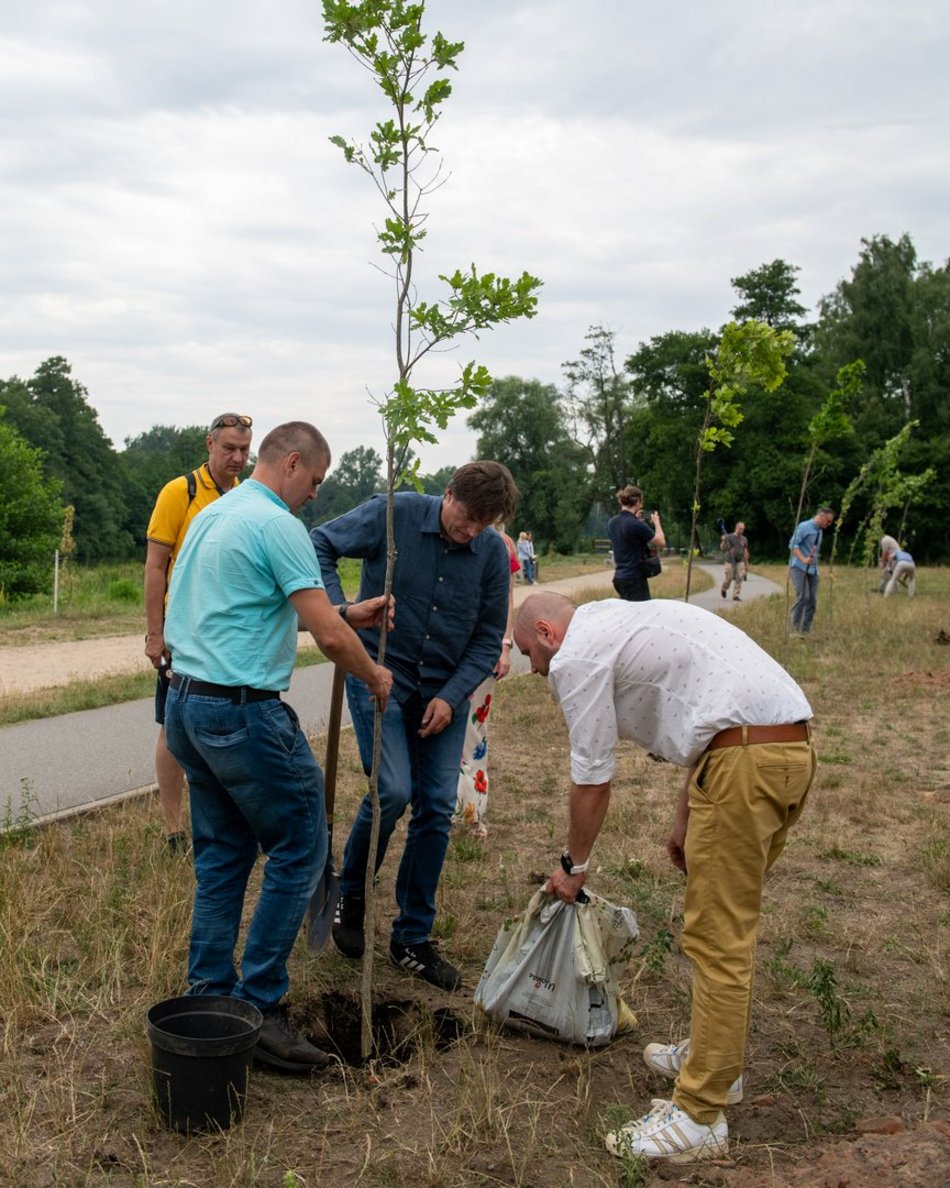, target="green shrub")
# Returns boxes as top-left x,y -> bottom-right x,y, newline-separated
108,579 -> 141,604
